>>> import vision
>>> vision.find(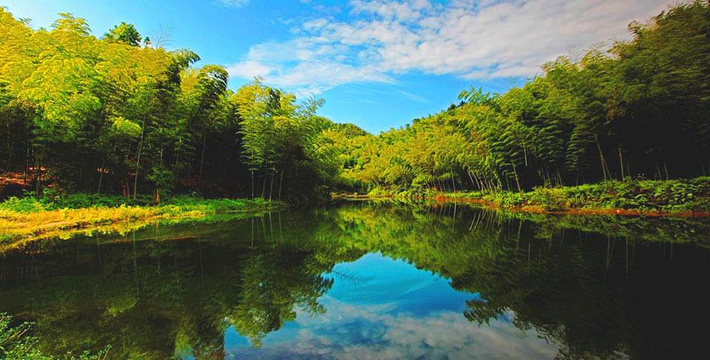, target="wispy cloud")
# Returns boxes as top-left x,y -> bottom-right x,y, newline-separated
225,37 -> 394,95
226,296 -> 559,359
216,0 -> 250,8
395,89 -> 428,103
227,0 -> 672,95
